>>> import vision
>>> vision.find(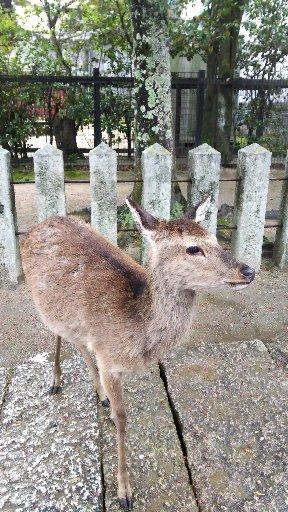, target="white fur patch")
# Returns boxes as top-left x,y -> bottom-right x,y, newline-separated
125,197 -> 155,245
195,196 -> 211,223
